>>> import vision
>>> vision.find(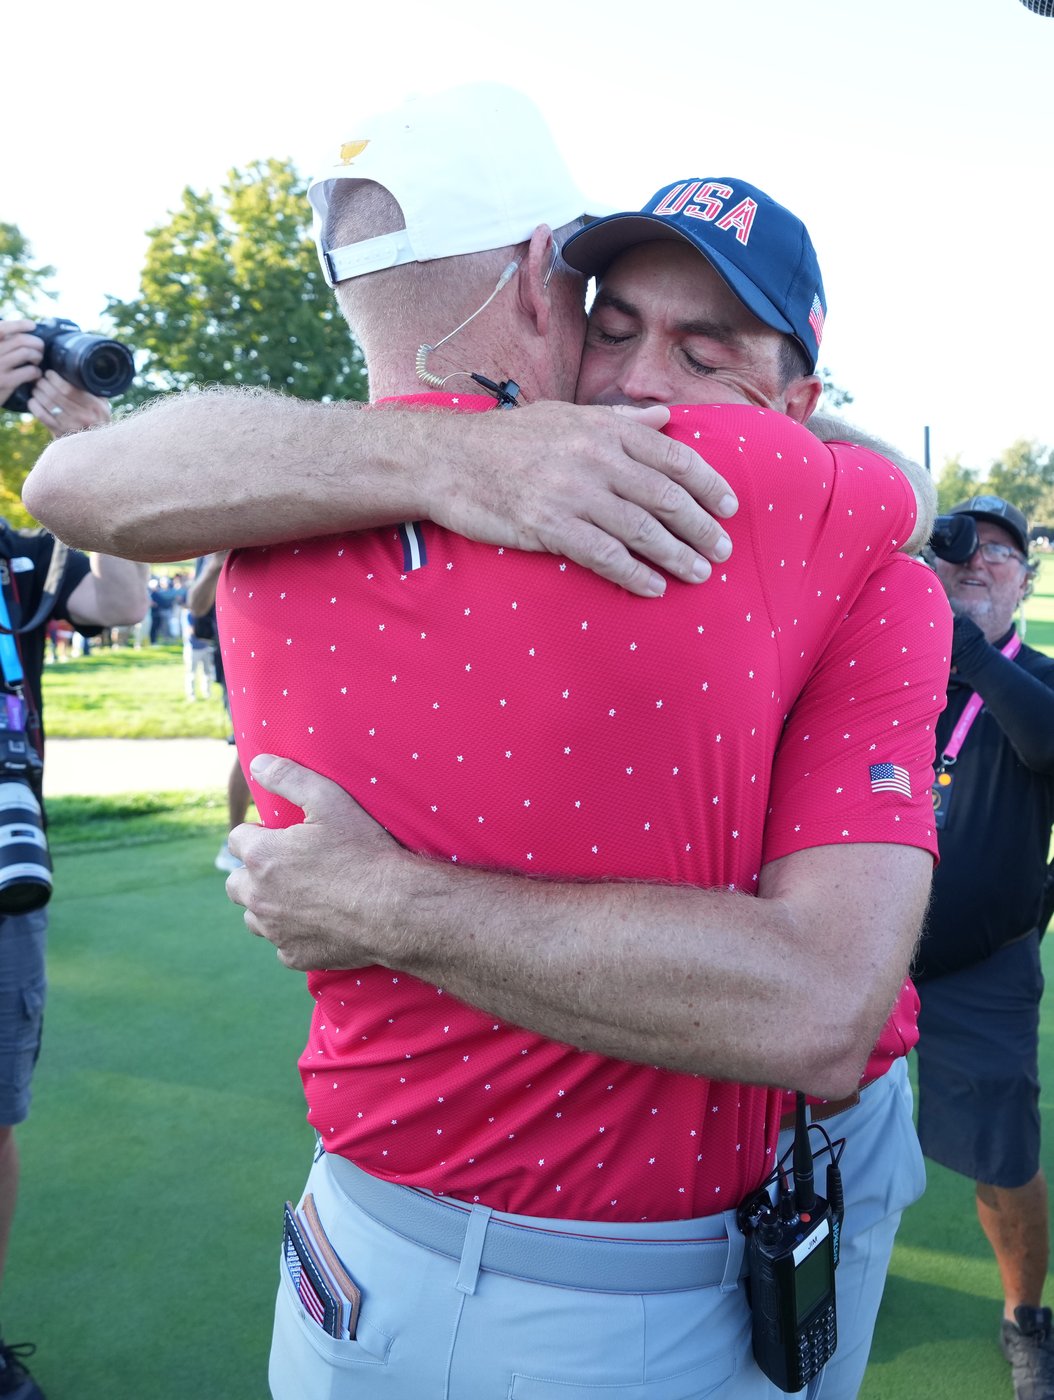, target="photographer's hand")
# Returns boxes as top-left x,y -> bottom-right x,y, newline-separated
26,368 -> 110,438
0,320 -> 43,406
